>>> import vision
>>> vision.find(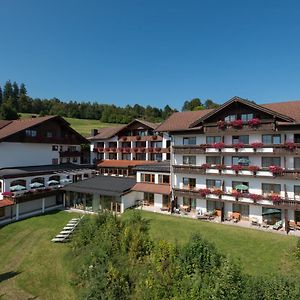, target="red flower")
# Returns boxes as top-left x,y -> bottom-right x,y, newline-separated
148,148 -> 154,153
216,164 -> 225,170
199,188 -> 211,197
284,142 -> 296,151
155,147 -> 161,152
267,194 -> 282,203
248,193 -> 263,202
140,147 -> 146,152
213,142 -> 225,150
248,165 -> 261,172
268,165 -> 284,175
152,135 -> 158,140
231,119 -> 243,128
232,190 -> 242,197
200,163 -> 211,170
212,189 -> 223,196
136,136 -> 141,140
251,142 -> 264,149
233,142 -> 245,149
133,147 -> 139,152
248,118 -> 261,127
125,147 -> 131,153
231,165 -> 242,172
